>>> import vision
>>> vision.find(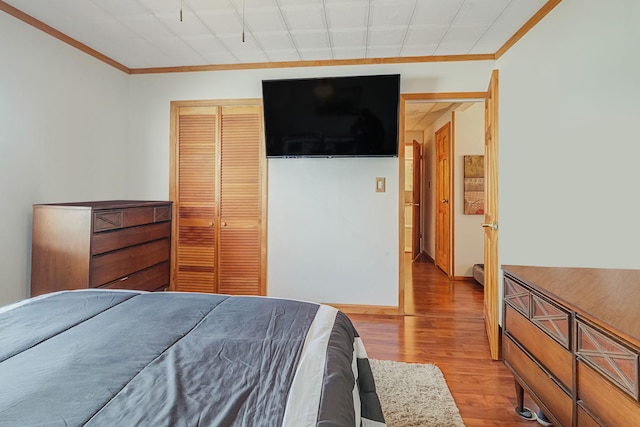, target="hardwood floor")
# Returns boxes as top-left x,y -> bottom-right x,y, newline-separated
348,257 -> 538,426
